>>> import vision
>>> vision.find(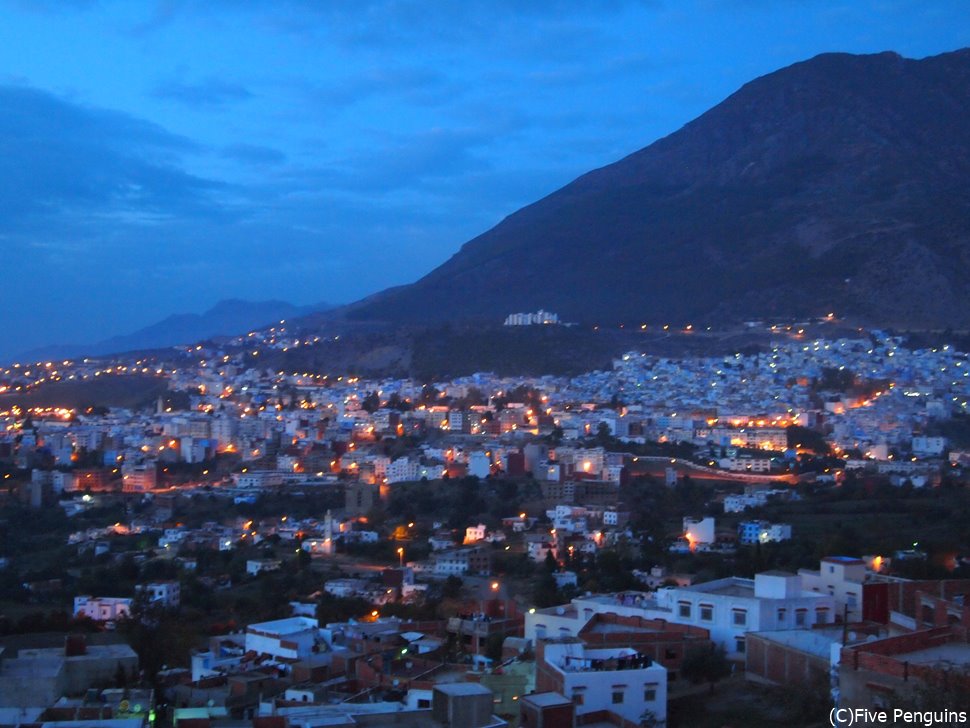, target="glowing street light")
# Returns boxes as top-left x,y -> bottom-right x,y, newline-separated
397,547 -> 404,567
